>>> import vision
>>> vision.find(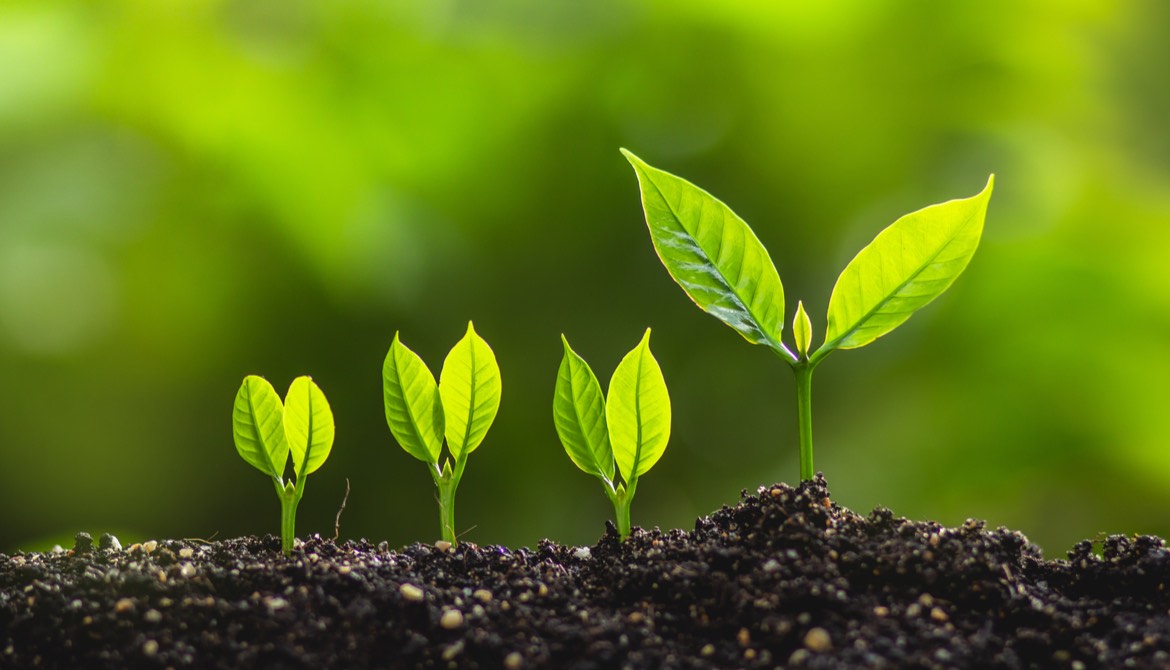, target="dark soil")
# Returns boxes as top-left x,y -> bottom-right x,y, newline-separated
3,476 -> 1169,669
